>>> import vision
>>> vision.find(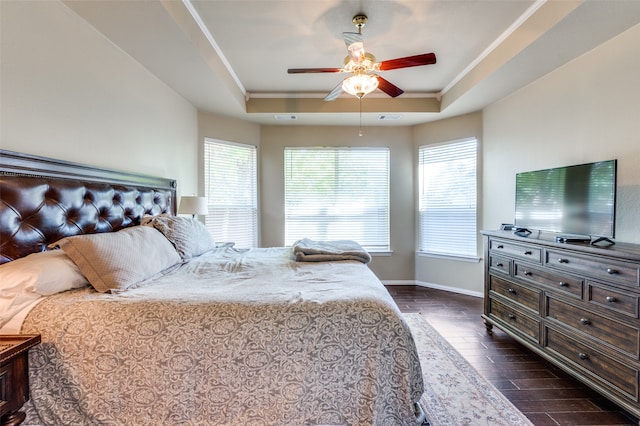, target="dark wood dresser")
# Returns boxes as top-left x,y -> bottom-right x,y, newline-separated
481,230 -> 640,419
1,335 -> 41,426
